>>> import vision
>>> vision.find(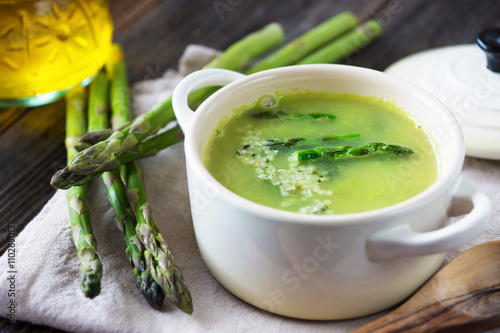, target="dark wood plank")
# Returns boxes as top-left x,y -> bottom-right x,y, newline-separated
351,0 -> 500,71
0,108 -> 28,134
0,103 -> 66,331
109,0 -> 163,33
0,101 -> 66,255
